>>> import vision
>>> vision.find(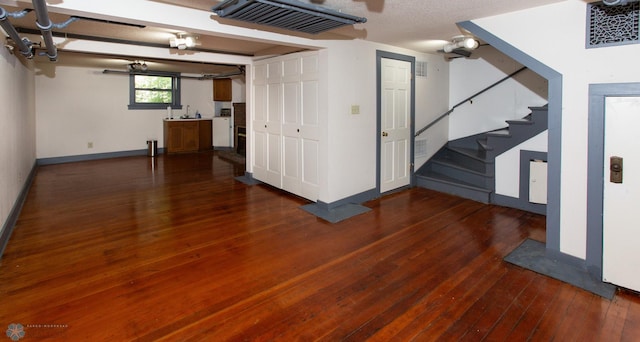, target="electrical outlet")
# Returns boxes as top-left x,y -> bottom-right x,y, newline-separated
351,105 -> 360,115
87,142 -> 93,148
